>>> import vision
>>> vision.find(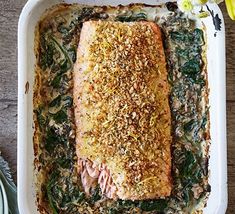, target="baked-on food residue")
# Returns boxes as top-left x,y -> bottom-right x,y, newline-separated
33,2 -> 210,214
